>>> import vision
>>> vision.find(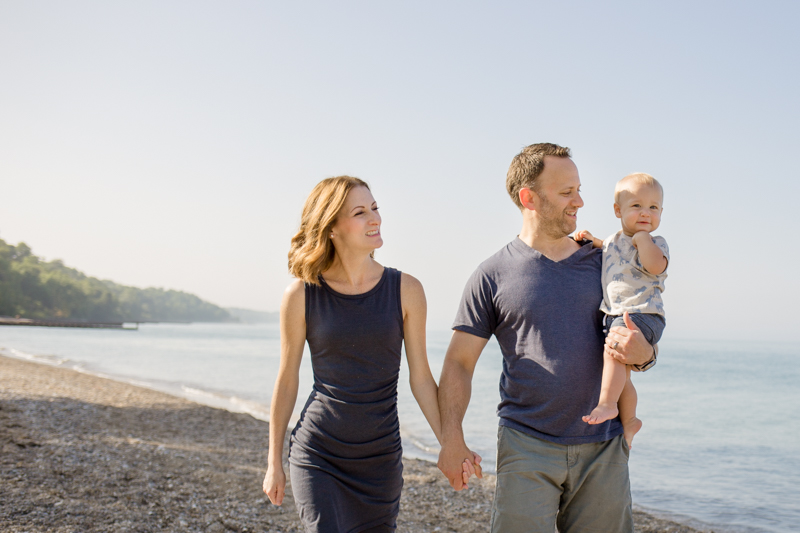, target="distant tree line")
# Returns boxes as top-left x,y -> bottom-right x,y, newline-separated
0,238 -> 231,323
